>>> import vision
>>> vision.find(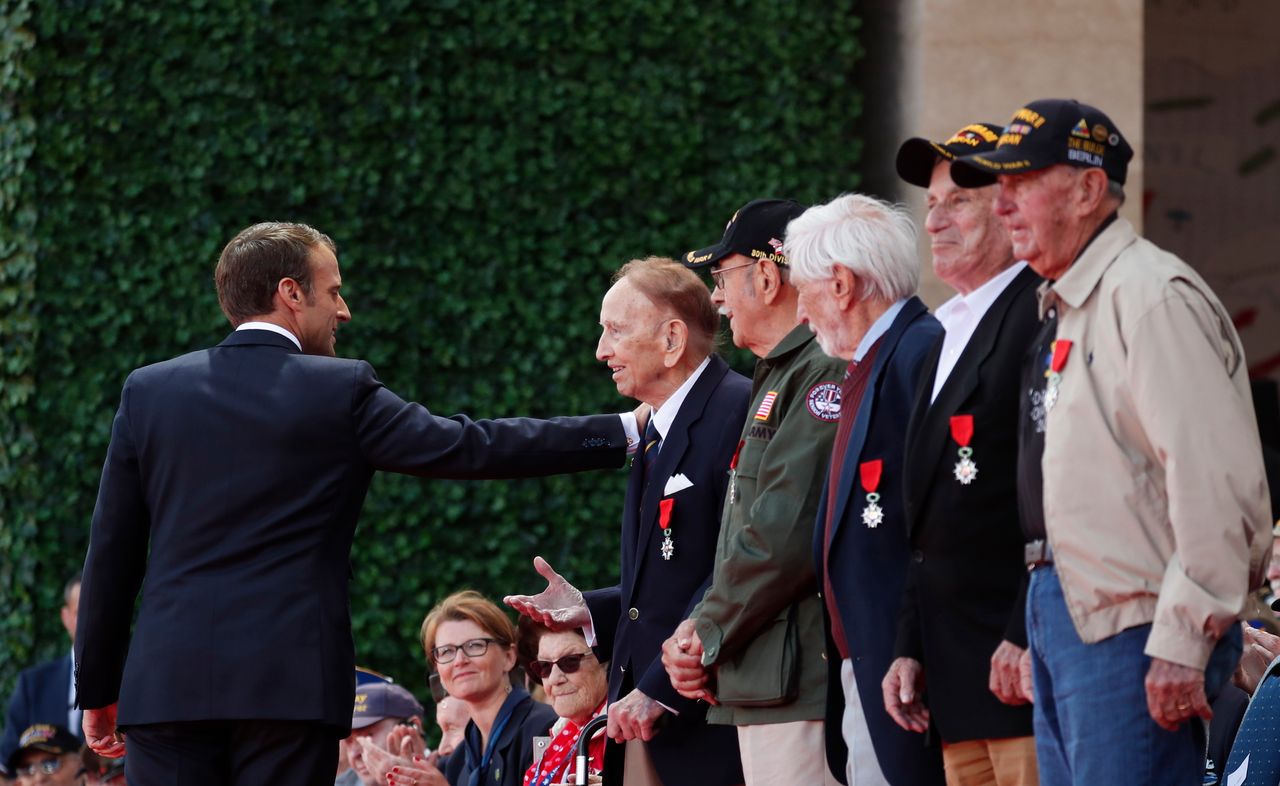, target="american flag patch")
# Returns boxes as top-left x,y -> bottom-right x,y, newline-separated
754,391 -> 779,421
